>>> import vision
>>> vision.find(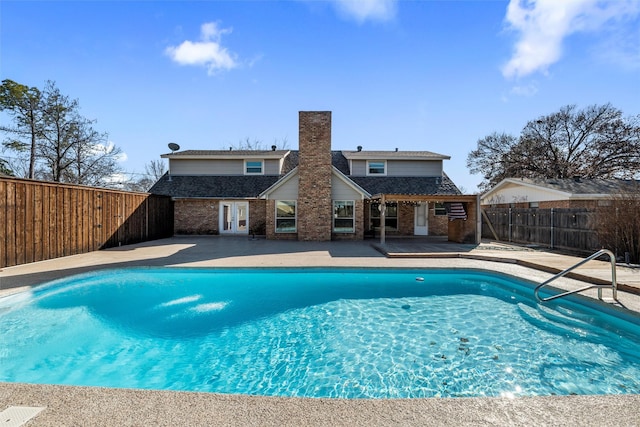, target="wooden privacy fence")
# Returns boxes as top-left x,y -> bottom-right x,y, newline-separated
0,176 -> 174,268
482,207 -> 600,253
